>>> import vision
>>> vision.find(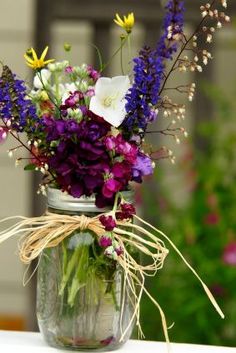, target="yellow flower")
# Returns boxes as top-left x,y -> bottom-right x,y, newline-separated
24,46 -> 55,70
114,12 -> 135,33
